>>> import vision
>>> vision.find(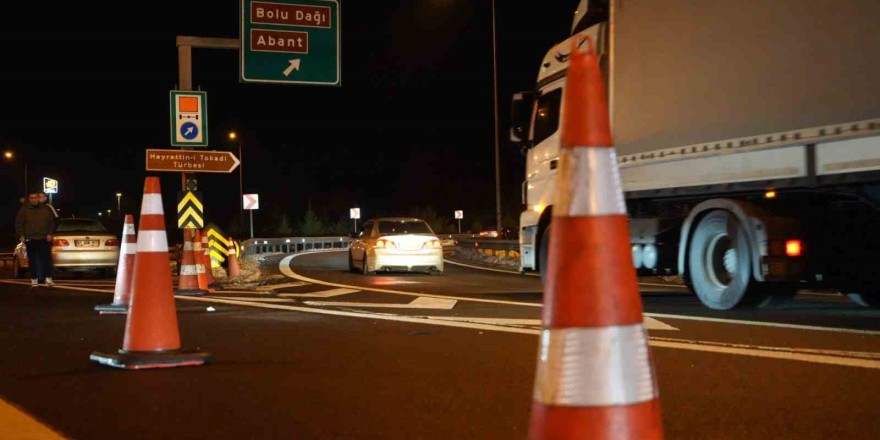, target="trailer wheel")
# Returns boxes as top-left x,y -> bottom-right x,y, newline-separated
688,210 -> 756,310
538,223 -> 550,285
